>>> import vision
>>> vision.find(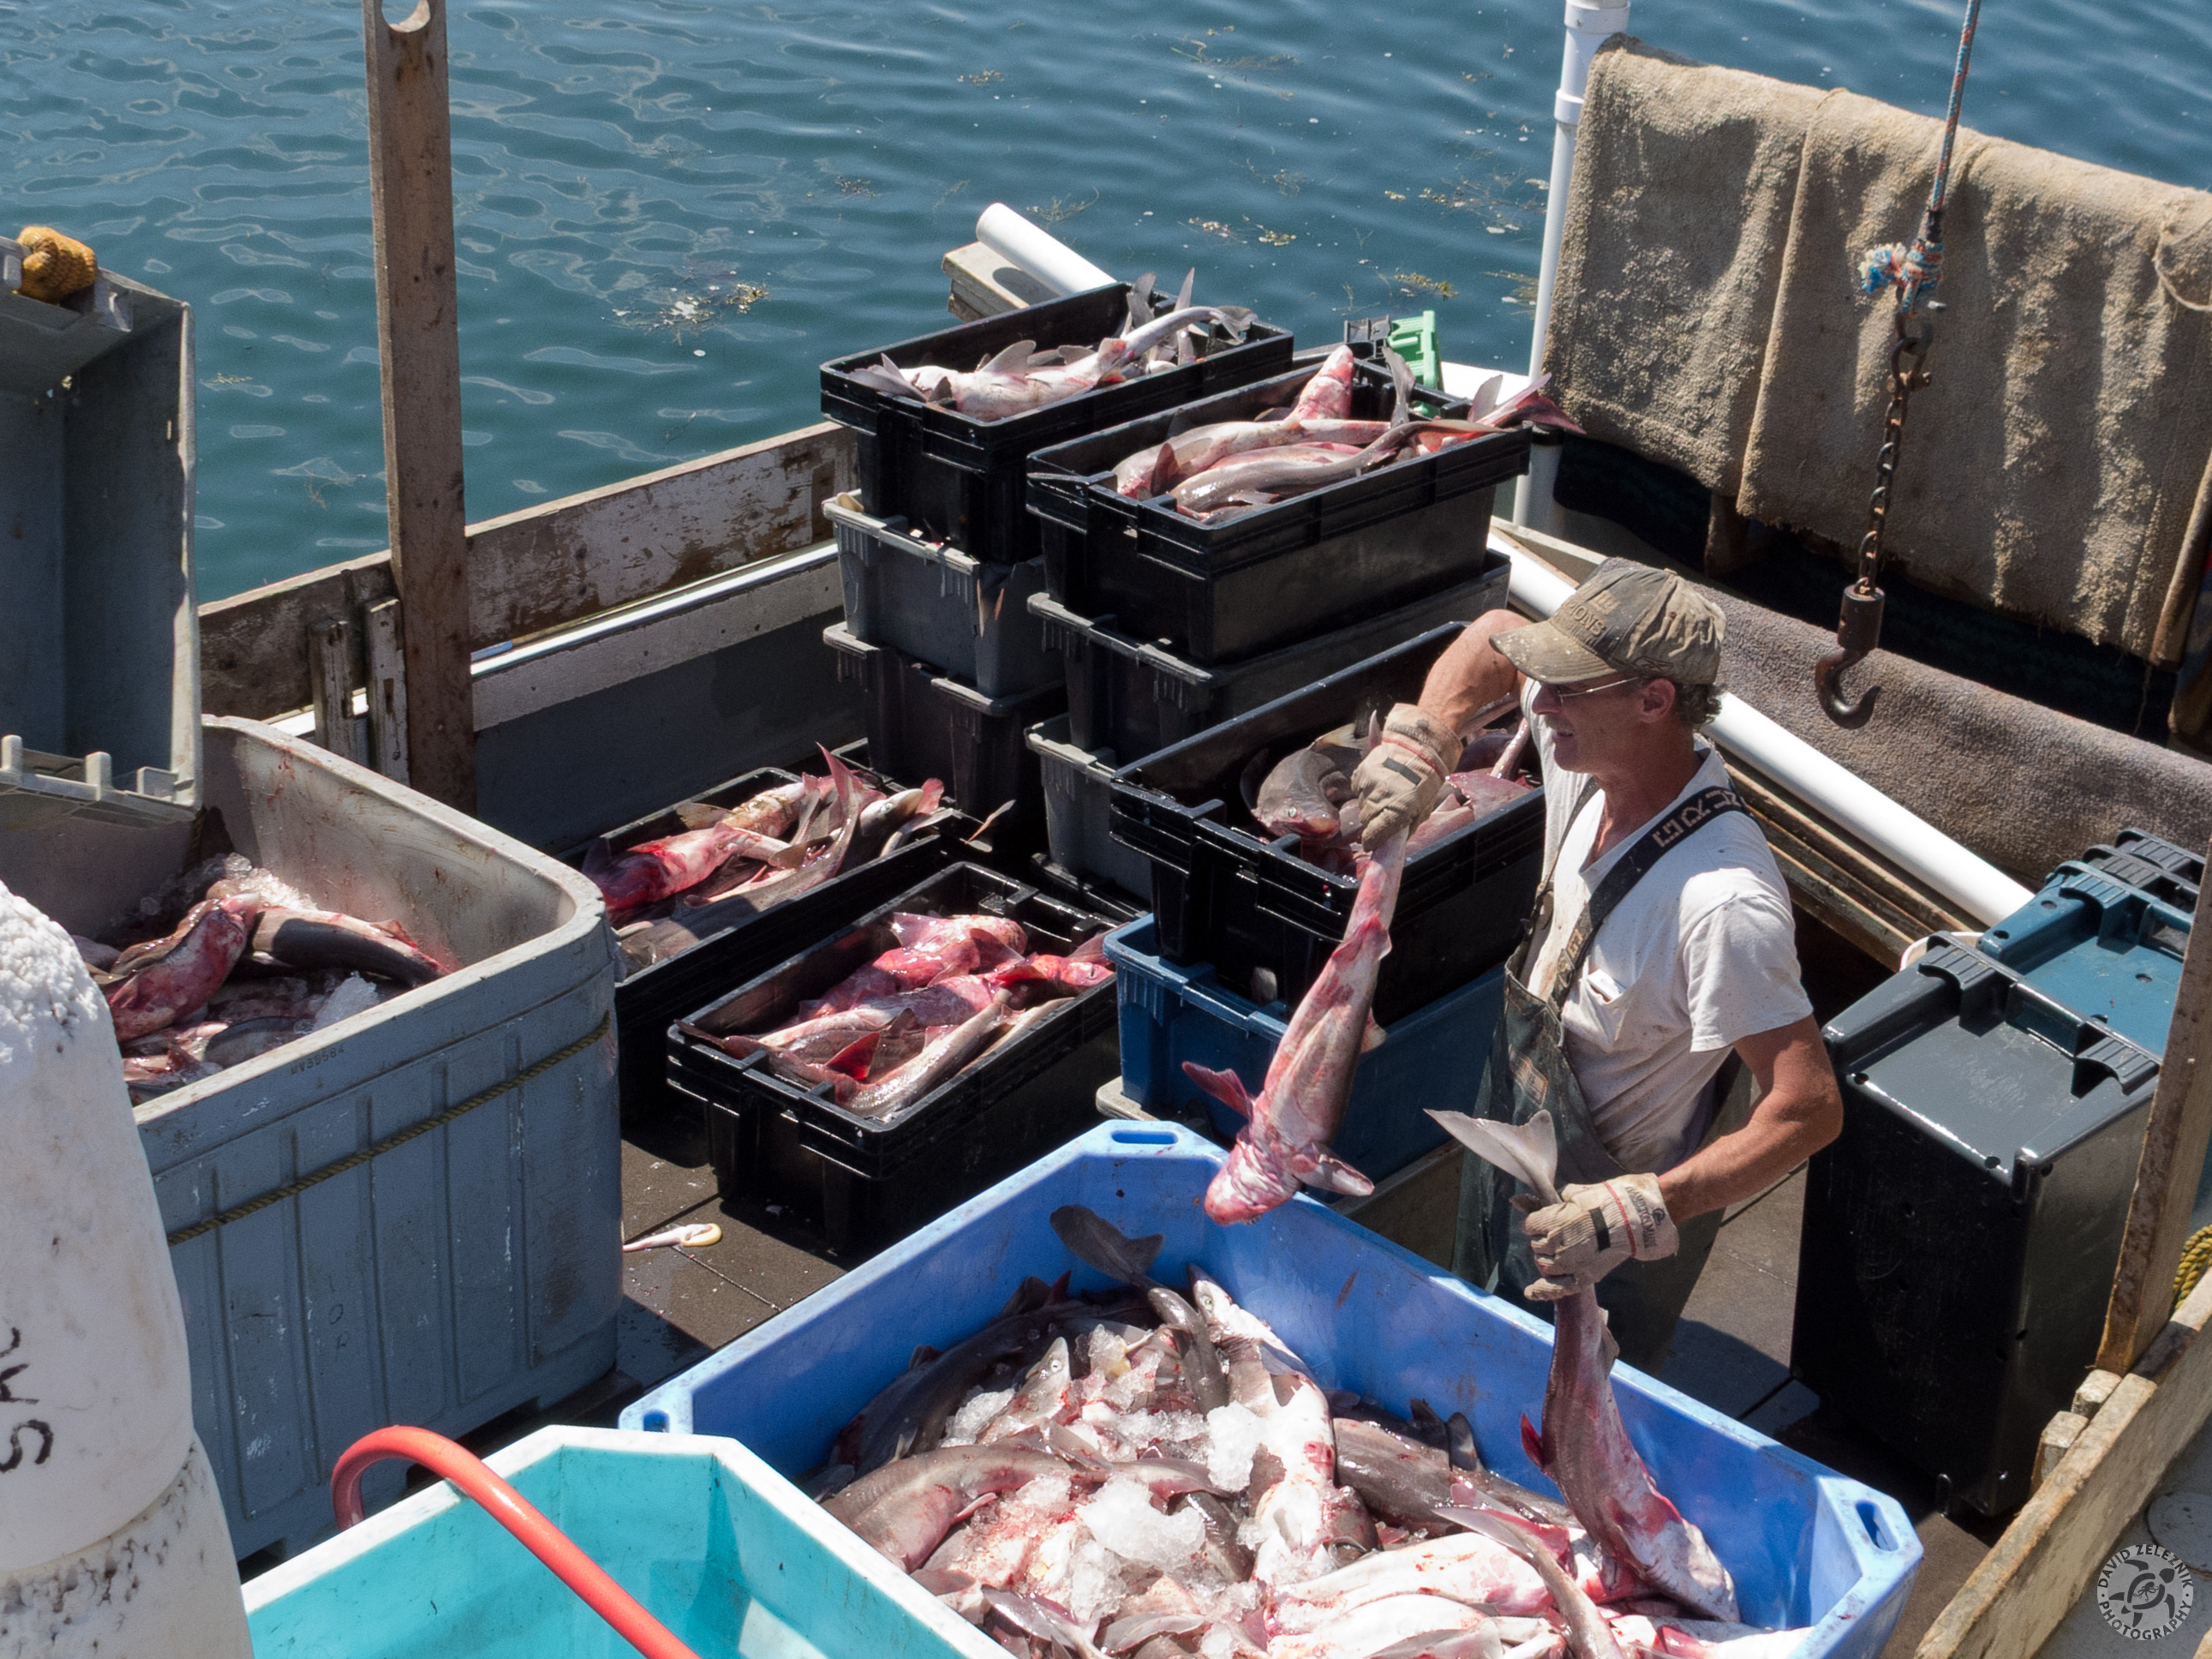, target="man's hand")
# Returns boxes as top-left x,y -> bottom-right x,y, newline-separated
1348,704 -> 1459,849
1521,1173 -> 1678,1300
